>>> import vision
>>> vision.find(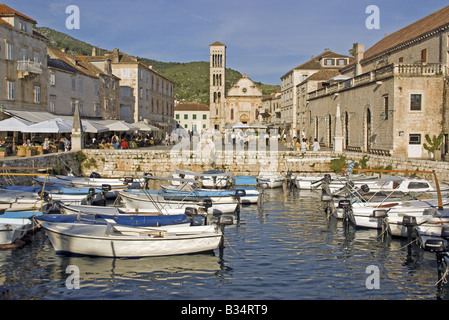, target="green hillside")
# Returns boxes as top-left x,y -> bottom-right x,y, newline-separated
36,27 -> 280,105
